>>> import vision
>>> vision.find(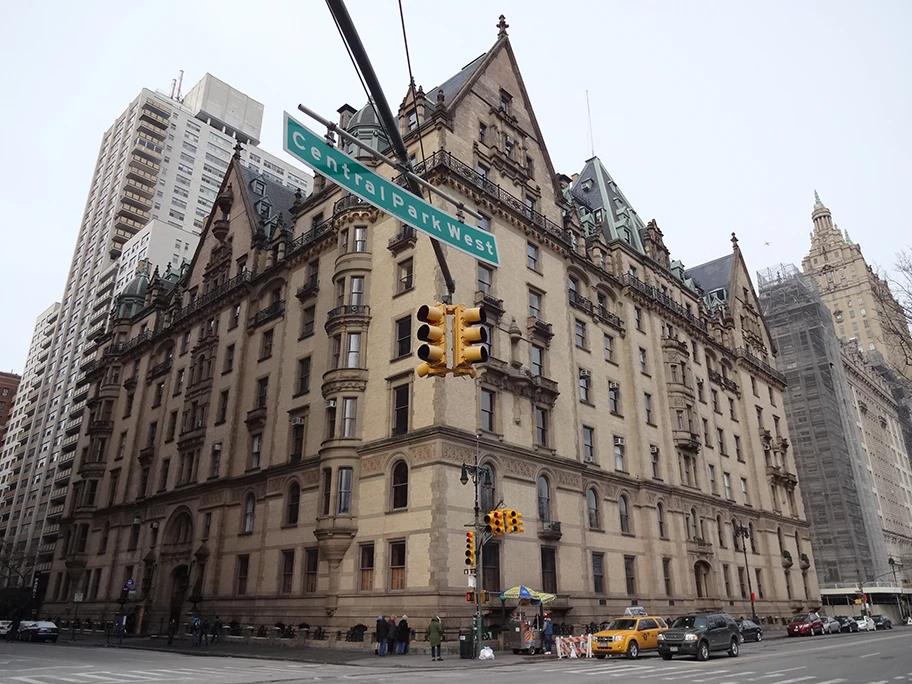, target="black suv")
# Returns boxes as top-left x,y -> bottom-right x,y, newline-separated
657,612 -> 741,661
